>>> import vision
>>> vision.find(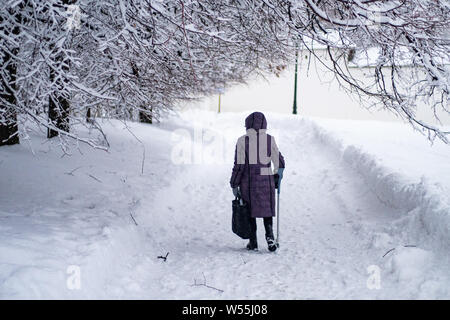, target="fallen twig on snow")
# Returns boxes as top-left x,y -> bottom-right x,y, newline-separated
191,272 -> 224,293
157,252 -> 169,262
87,174 -> 102,183
383,248 -> 396,258
64,166 -> 82,176
129,212 -> 138,226
122,122 -> 146,175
